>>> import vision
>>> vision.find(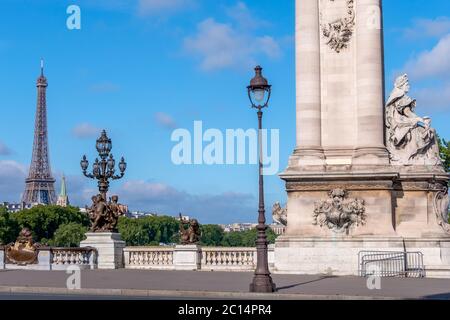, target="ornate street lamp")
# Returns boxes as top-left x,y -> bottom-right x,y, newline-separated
247,66 -> 276,293
80,130 -> 126,198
